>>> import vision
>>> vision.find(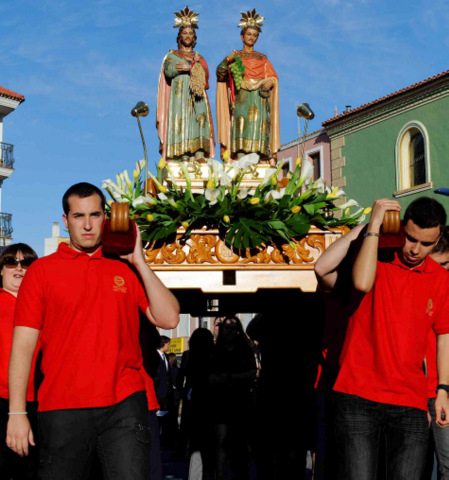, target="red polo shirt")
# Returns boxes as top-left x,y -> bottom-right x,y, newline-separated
0,289 -> 38,402
334,254 -> 449,411
426,331 -> 438,399
425,271 -> 449,399
14,243 -> 149,412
